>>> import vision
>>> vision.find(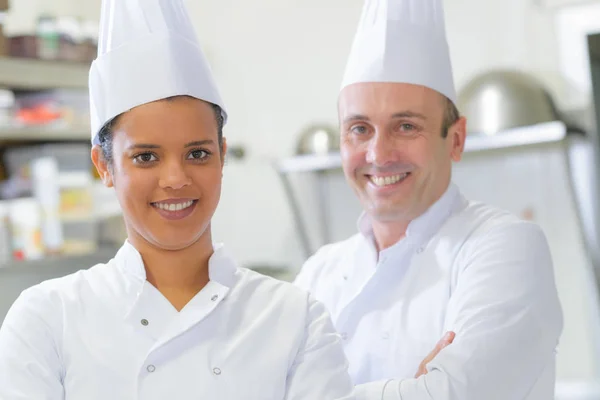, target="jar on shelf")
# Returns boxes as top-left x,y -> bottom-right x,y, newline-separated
9,197 -> 43,261
36,14 -> 59,60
